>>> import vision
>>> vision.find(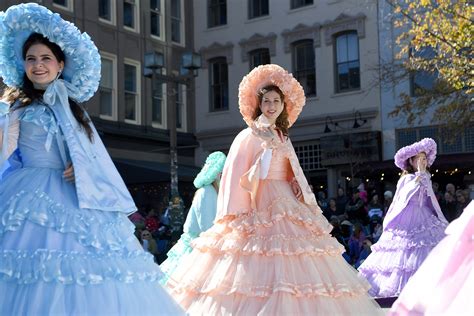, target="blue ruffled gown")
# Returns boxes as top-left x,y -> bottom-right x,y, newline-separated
0,103 -> 184,315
